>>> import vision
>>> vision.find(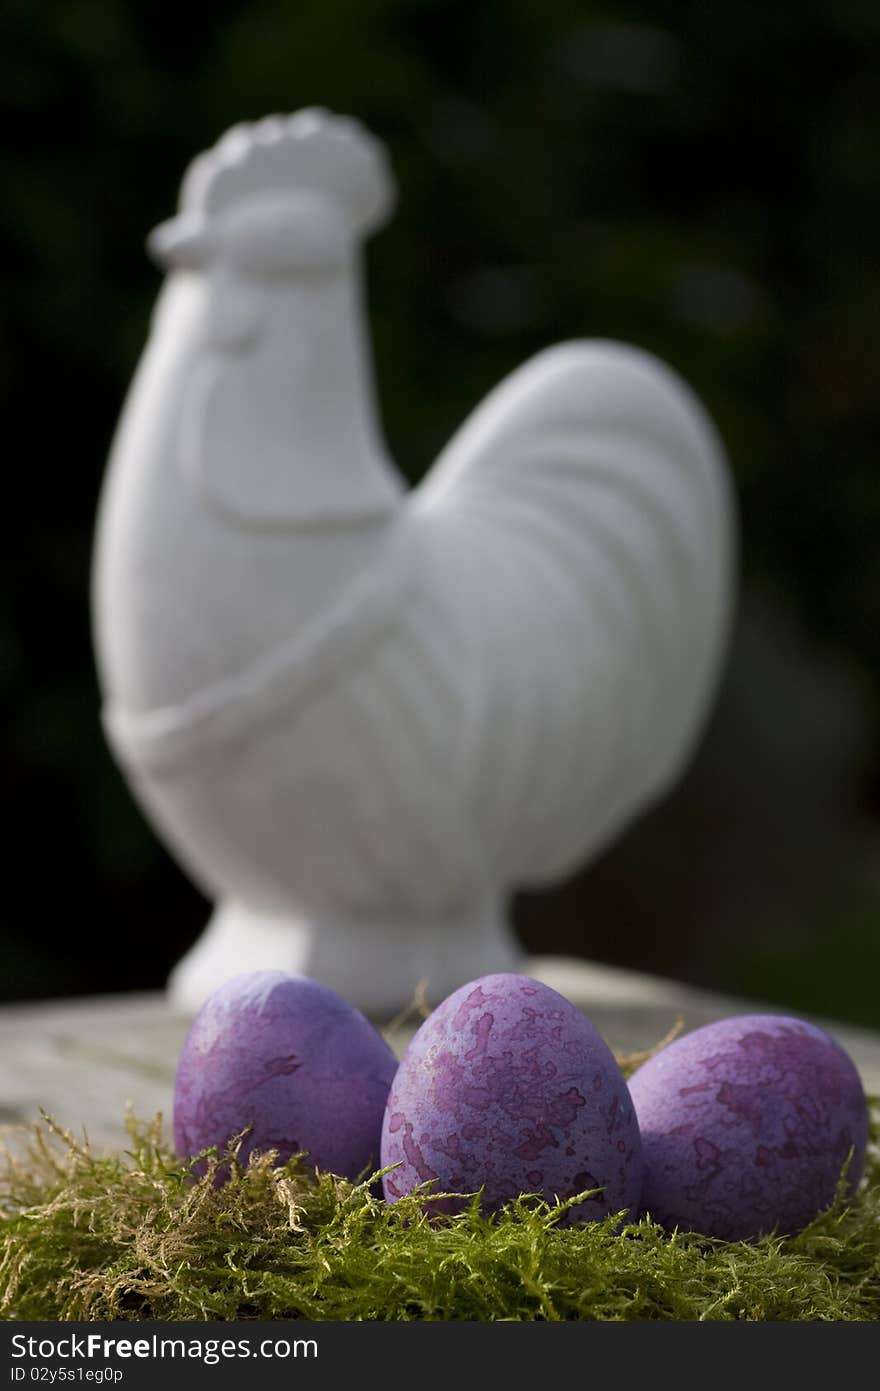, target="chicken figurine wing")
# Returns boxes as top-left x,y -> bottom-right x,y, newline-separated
92,110 -> 736,1015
